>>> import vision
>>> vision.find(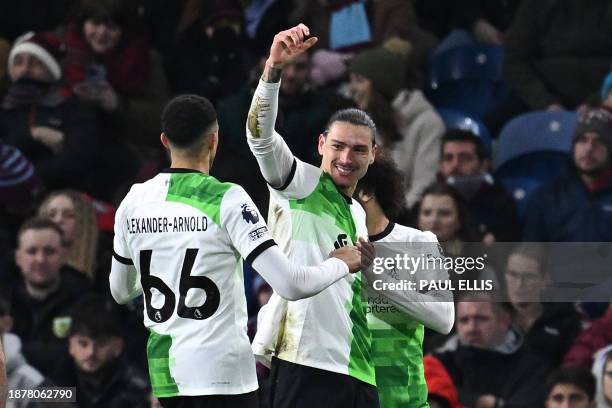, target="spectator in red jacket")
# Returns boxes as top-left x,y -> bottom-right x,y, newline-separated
564,305 -> 612,370
424,355 -> 461,408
